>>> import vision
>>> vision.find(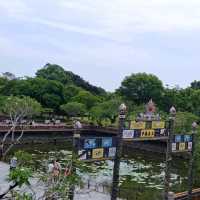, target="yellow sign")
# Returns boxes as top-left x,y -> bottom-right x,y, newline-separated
152,121 -> 165,129
141,130 -> 155,138
92,148 -> 104,159
179,143 -> 186,151
131,121 -> 146,129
